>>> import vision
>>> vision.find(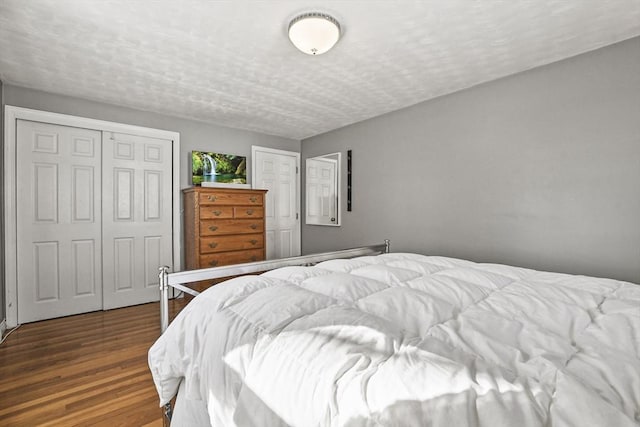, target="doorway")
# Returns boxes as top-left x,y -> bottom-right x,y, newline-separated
251,146 -> 300,259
